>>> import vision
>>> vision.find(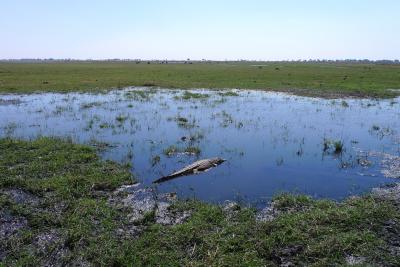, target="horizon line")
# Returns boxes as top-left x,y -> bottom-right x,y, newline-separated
1,58 -> 399,62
